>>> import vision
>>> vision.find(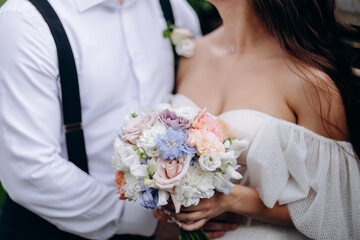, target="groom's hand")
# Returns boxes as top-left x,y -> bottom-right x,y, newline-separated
154,220 -> 179,240
153,209 -> 241,239
203,213 -> 241,239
